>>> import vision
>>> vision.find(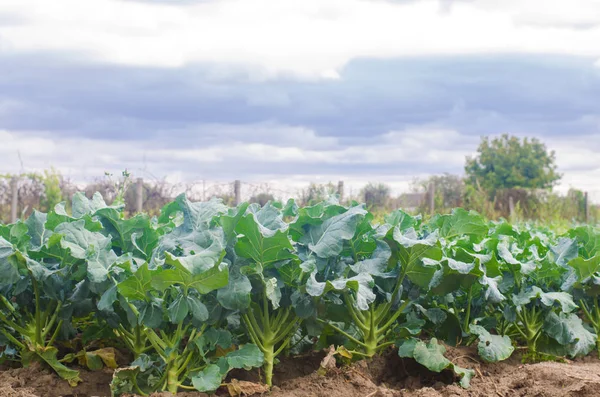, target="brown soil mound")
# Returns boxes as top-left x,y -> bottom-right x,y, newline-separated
2,347 -> 600,397
267,347 -> 600,397
0,362 -> 113,397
